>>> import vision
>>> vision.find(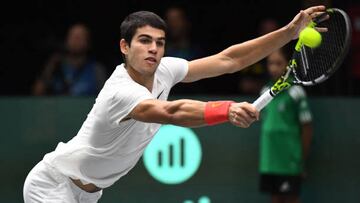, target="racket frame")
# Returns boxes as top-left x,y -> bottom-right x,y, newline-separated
252,8 -> 351,111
